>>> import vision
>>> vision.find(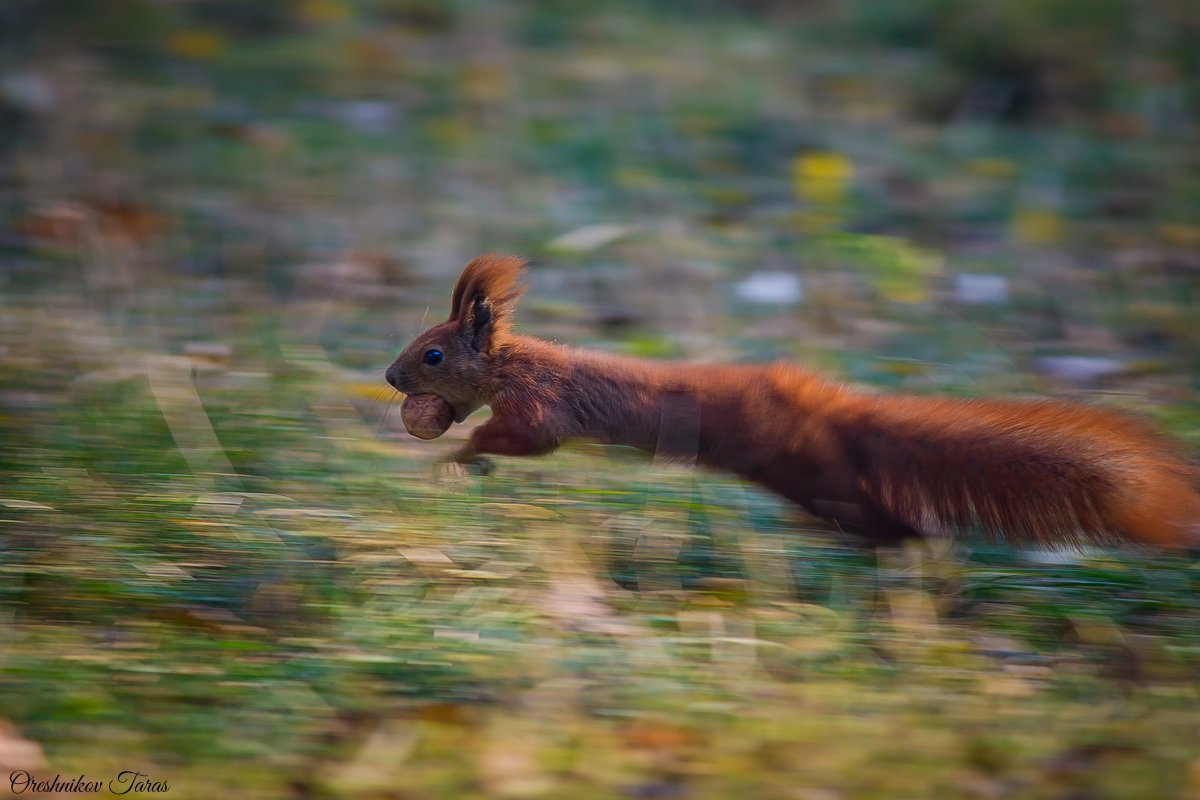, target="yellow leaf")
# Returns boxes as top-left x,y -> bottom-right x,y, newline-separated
792,151 -> 853,206
1011,207 -> 1063,245
166,31 -> 223,60
300,0 -> 351,25
1159,224 -> 1200,249
967,158 -> 1018,179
